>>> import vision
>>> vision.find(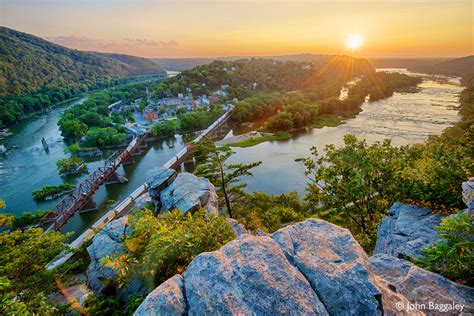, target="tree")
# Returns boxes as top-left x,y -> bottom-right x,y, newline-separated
151,120 -> 178,137
299,135 -> 401,250
0,226 -> 69,313
193,138 -> 261,218
59,120 -> 87,140
416,212 -> 474,286
232,191 -> 308,233
56,157 -> 87,174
